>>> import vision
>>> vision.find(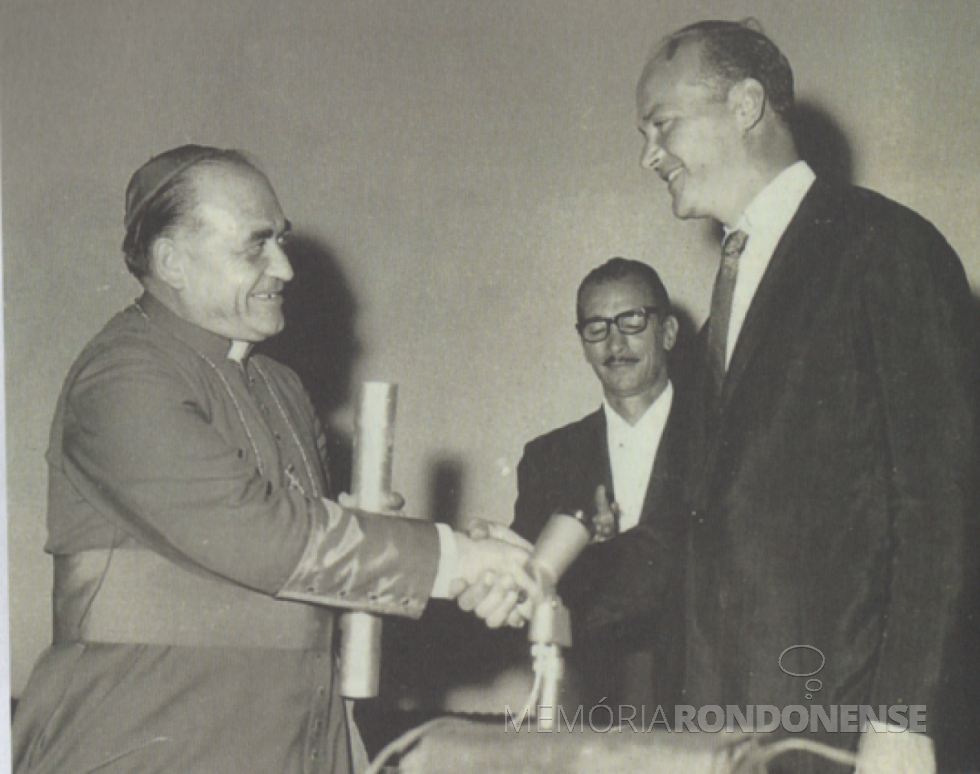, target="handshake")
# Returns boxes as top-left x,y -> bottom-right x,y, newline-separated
341,485 -> 617,630
448,521 -> 543,630
445,484 -> 621,629
338,492 -> 546,629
